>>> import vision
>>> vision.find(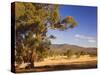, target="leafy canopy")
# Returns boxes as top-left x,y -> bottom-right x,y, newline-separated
12,2 -> 77,64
